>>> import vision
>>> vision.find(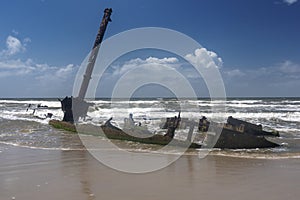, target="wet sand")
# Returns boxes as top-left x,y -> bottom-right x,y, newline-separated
1,144 -> 300,200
